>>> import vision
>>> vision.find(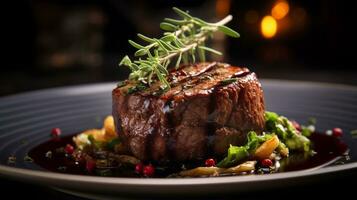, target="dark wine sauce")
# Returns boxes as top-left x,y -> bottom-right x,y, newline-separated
28,132 -> 348,178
